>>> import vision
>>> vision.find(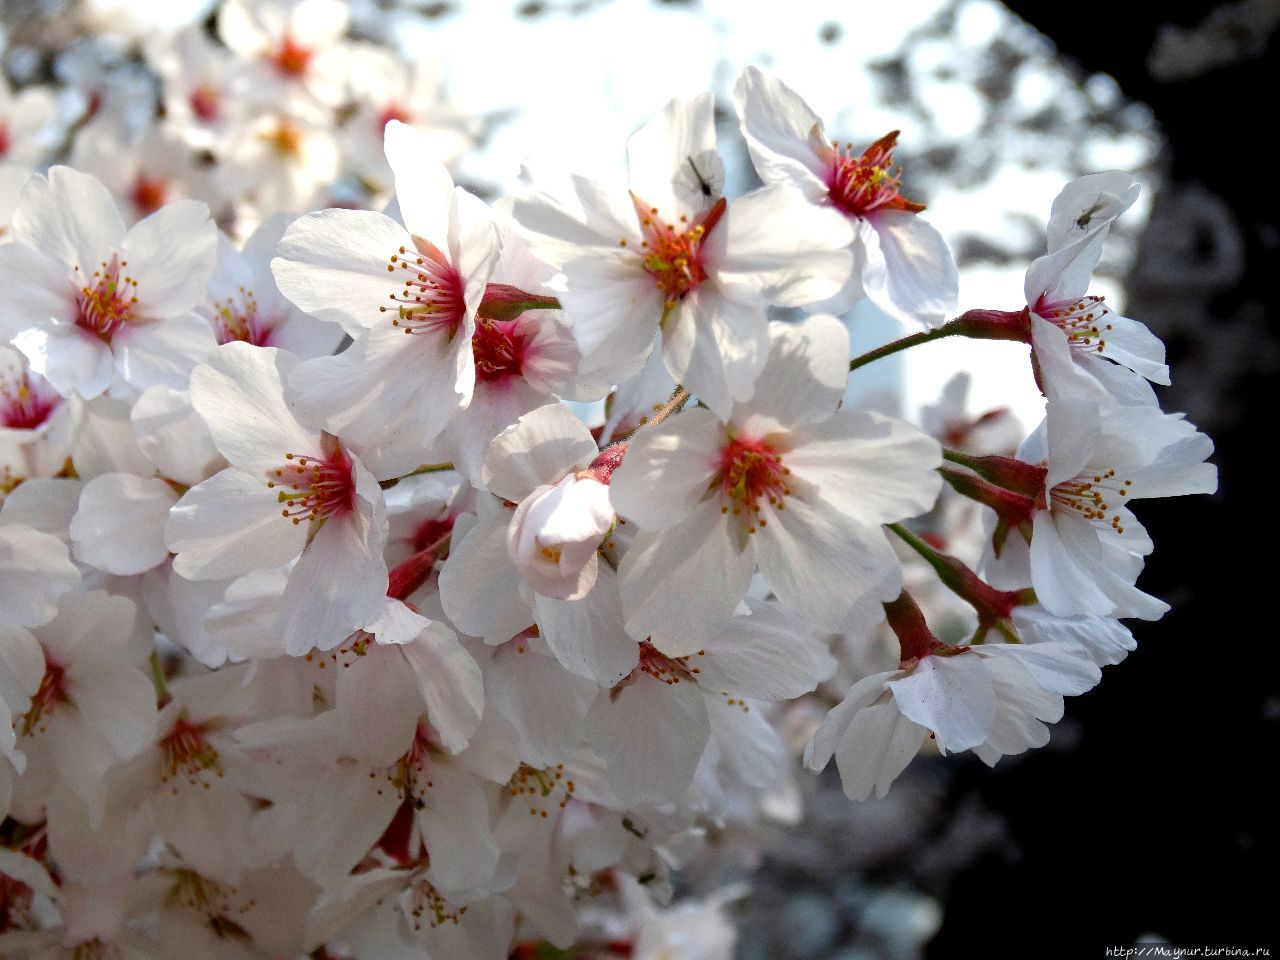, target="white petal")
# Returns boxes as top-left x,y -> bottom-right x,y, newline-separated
617,504 -> 752,656
438,508 -> 533,642
0,525 -> 80,627
70,473 -> 178,575
697,602 -> 835,700
384,120 -> 455,244
534,564 -> 639,686
833,697 -> 927,800
190,342 -> 317,475
401,621 -> 485,754
785,409 -> 942,526
167,468 -> 307,580
112,312 -> 217,392
712,184 -> 854,307
732,66 -> 830,198
863,212 -> 959,328
608,405 -> 723,531
13,167 -> 124,273
272,209 -> 414,338
736,314 -> 849,432
626,92 -> 719,220
482,403 -> 598,502
585,673 -> 709,805
123,199 -> 217,317
887,653 -> 997,754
